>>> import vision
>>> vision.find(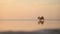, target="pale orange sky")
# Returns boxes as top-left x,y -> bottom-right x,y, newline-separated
0,0 -> 60,32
